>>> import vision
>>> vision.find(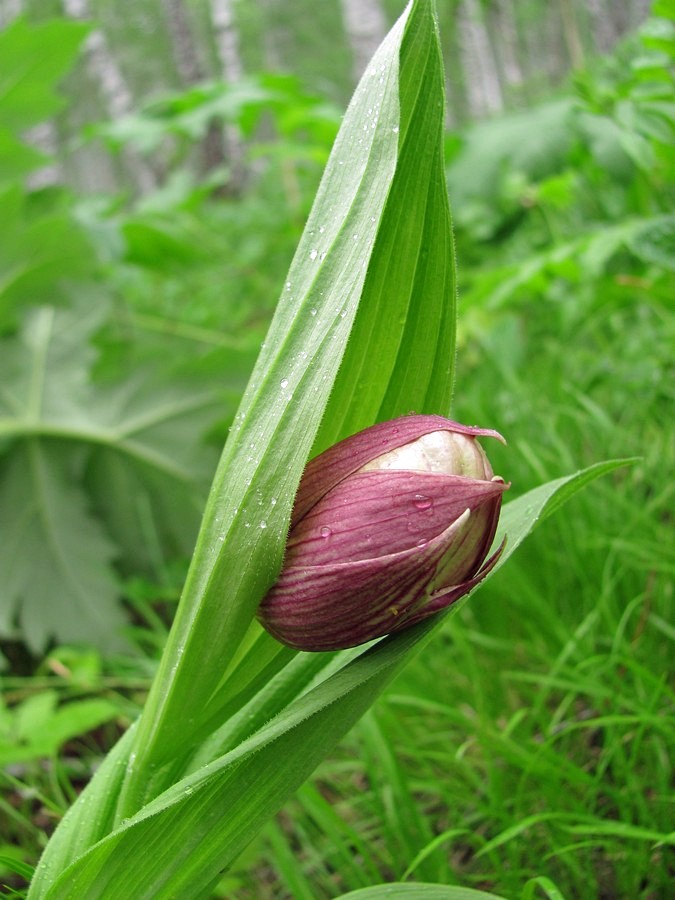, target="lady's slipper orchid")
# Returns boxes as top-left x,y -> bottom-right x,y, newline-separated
258,415 -> 508,651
